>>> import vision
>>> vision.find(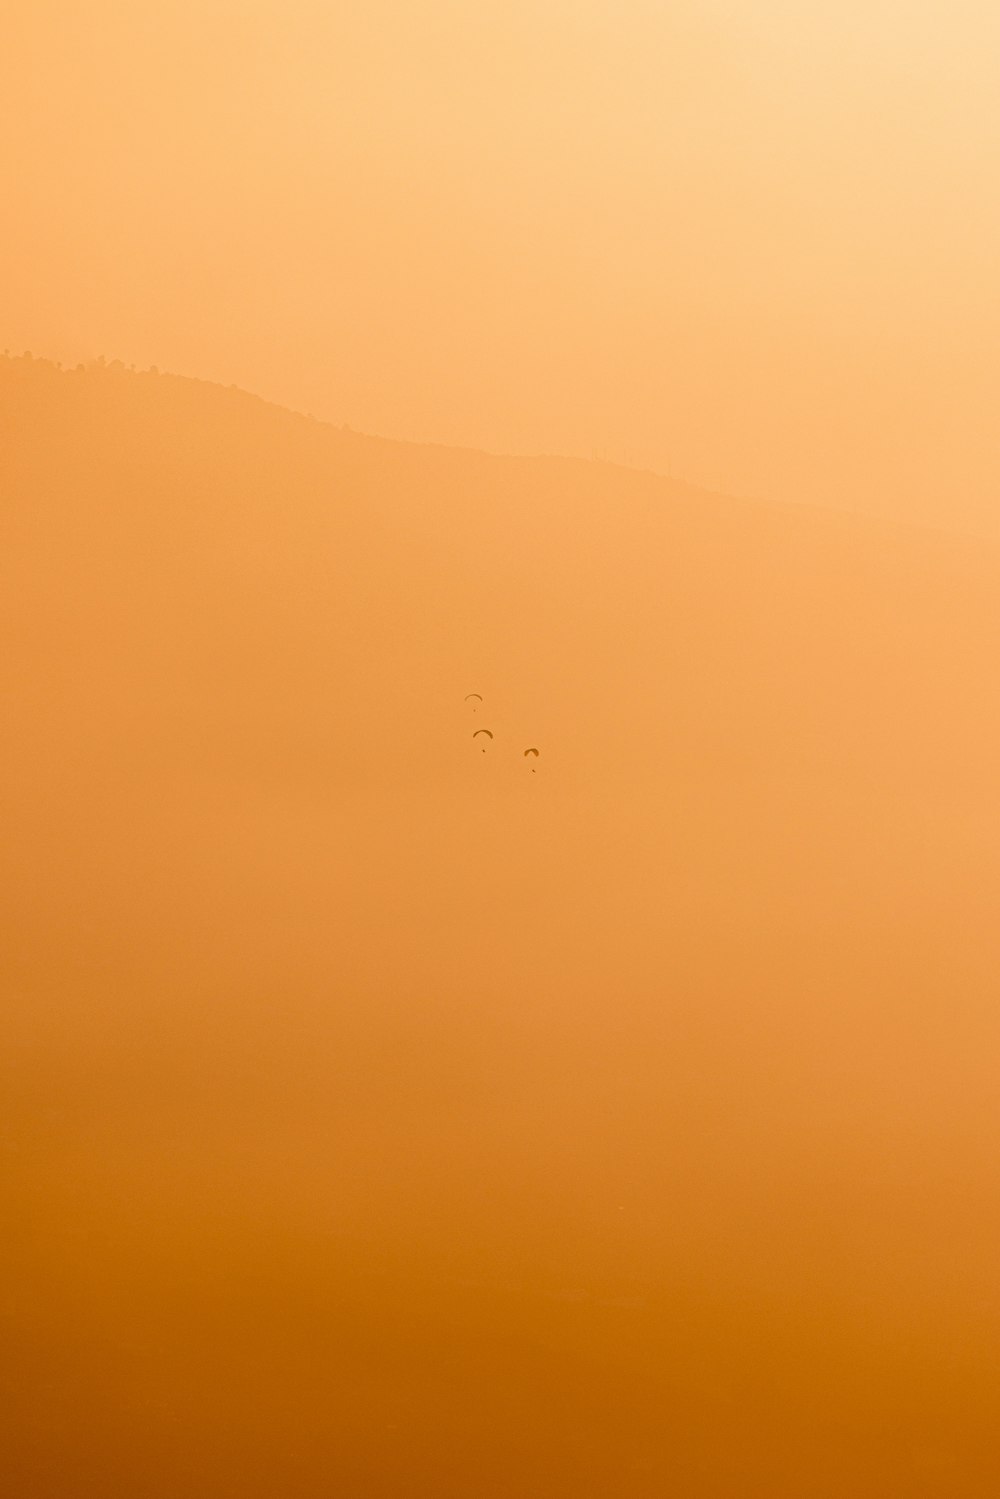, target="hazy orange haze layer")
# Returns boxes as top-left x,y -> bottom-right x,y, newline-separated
3,356 -> 1000,1494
